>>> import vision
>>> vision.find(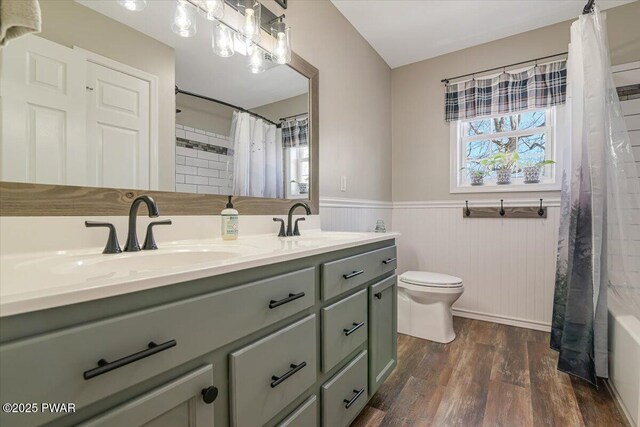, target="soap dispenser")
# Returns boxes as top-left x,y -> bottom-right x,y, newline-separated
221,196 -> 239,240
